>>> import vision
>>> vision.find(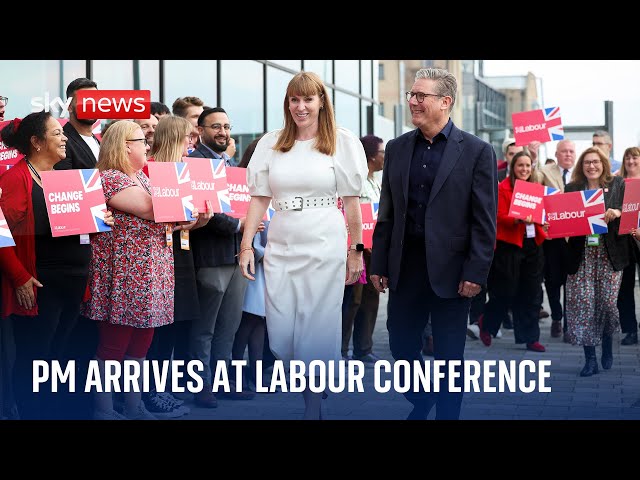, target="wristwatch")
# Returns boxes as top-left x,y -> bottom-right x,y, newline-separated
350,243 -> 365,252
